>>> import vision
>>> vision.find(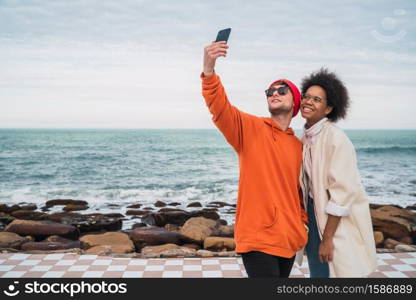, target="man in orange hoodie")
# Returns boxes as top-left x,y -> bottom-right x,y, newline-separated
201,41 -> 308,278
